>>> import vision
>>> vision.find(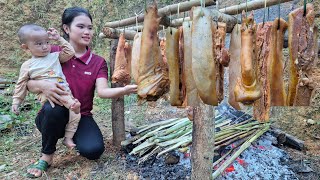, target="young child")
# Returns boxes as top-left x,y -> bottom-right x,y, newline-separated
12,24 -> 80,148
